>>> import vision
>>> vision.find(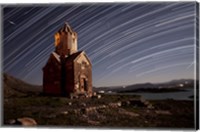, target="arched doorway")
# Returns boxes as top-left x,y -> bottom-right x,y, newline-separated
80,75 -> 88,92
